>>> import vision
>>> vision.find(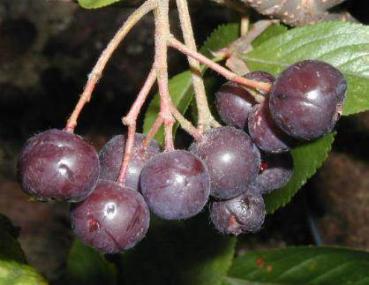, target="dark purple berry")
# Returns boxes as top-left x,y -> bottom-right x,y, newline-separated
210,191 -> 265,235
270,60 -> 347,140
17,129 -> 99,202
140,150 -> 210,220
215,82 -> 256,129
99,133 -> 160,190
71,180 -> 150,254
190,126 -> 261,200
256,152 -> 293,194
245,71 -> 275,88
248,99 -> 291,153
215,71 -> 275,129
